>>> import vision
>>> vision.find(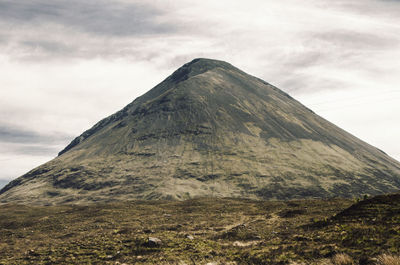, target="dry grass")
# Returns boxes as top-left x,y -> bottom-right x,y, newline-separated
377,254 -> 400,265
1,196 -> 400,264
331,253 -> 354,265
